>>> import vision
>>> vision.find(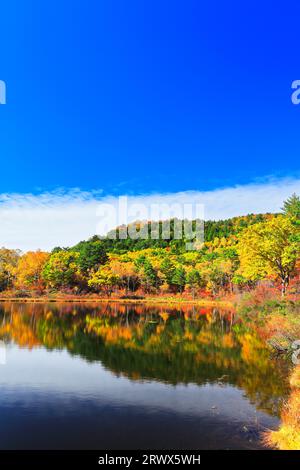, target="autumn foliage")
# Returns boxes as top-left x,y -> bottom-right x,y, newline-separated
0,196 -> 299,300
